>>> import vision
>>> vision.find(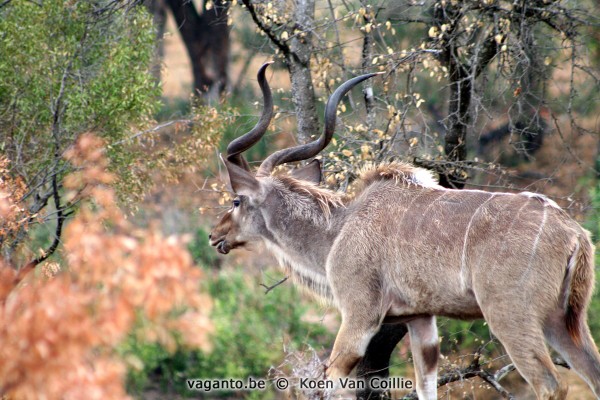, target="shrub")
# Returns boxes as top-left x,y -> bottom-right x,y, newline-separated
0,135 -> 213,399
126,266 -> 334,397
